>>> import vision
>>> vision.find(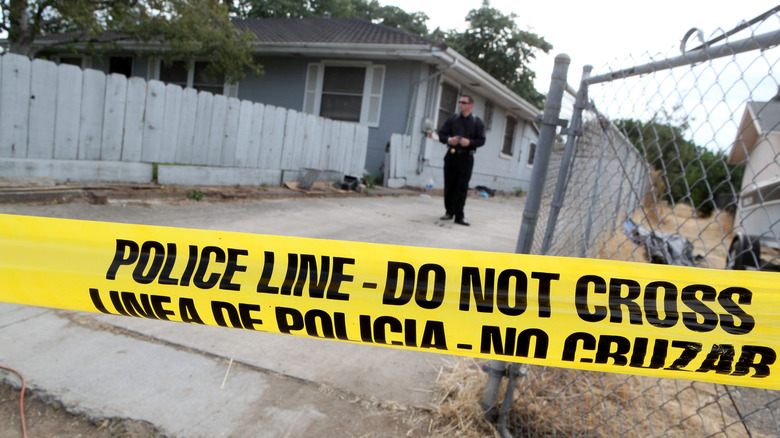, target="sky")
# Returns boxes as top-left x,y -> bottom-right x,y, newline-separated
385,0 -> 780,95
